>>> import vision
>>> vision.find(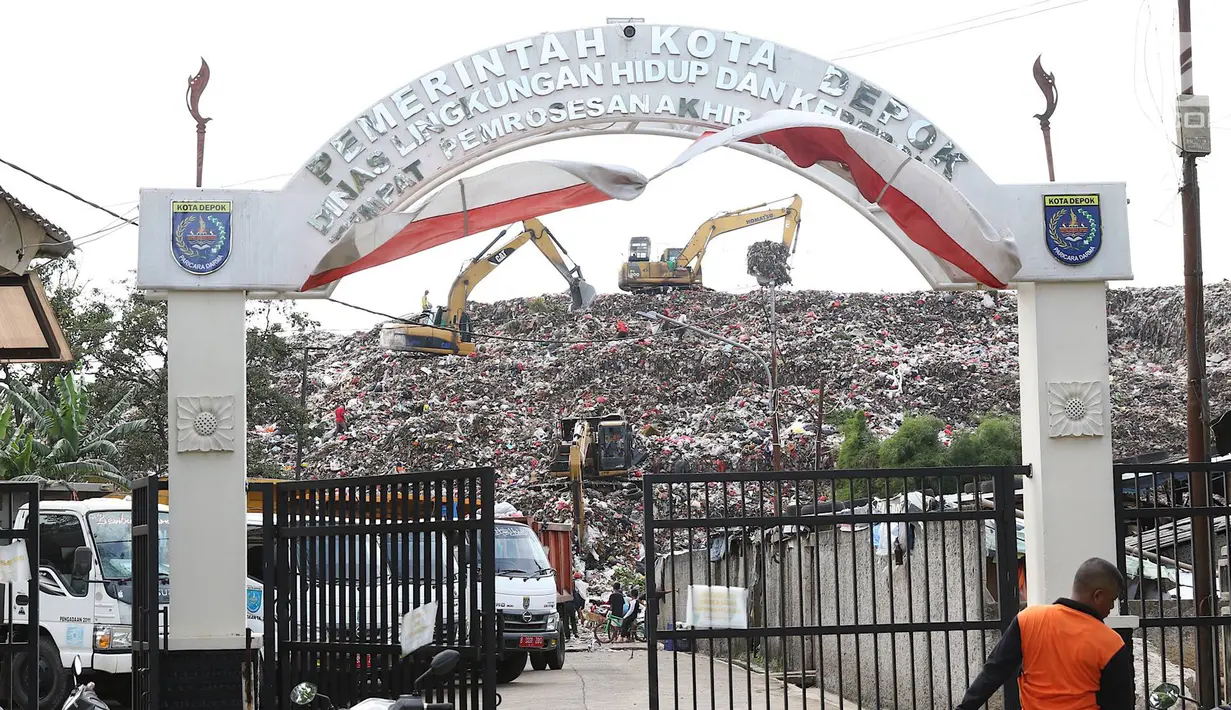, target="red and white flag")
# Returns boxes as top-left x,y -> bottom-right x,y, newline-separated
655,110 -> 1021,289
302,160 -> 647,291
